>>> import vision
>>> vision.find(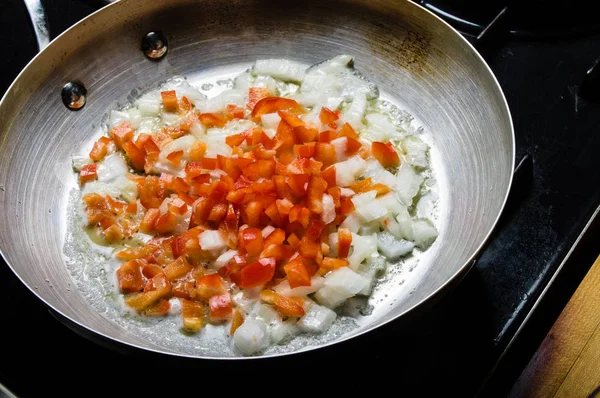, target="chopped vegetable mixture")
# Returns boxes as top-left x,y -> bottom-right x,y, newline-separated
73,55 -> 438,355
